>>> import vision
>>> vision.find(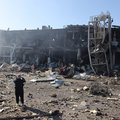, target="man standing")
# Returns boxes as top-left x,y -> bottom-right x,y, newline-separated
14,75 -> 26,106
